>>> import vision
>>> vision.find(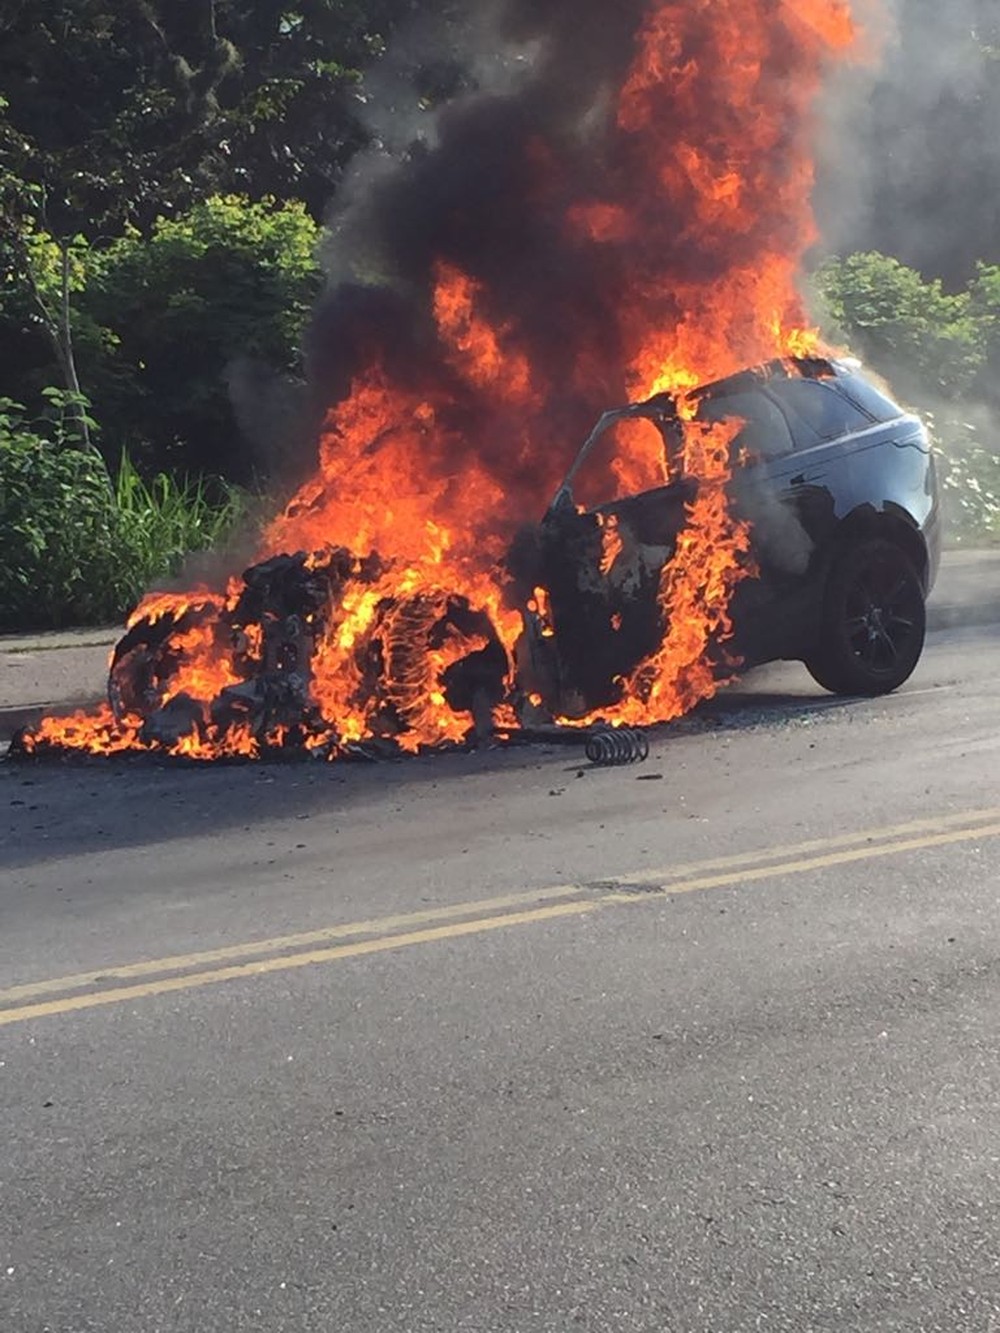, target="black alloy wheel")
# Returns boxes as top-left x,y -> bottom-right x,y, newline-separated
805,538 -> 927,697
